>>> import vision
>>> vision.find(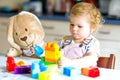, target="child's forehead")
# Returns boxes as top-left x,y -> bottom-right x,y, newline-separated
70,15 -> 89,21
